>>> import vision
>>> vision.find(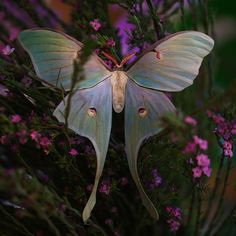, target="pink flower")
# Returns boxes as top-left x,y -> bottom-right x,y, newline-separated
166,207 -> 182,220
183,141 -> 196,154
39,137 -> 51,148
107,38 -> 115,47
0,135 -> 8,144
192,167 -> 202,178
17,130 -> 28,144
167,219 -> 181,232
69,148 -> 78,156
105,219 -> 113,225
223,141 -> 232,150
224,149 -> 233,158
11,114 -> 22,123
231,123 -> 236,134
86,184 -> 93,192
0,84 -> 9,97
196,154 -> 210,167
99,180 -> 110,195
213,114 -> 225,124
193,135 -> 208,150
90,19 -> 101,31
184,116 -> 197,126
1,45 -> 15,55
202,166 -> 211,177
30,131 -> 41,142
120,177 -> 128,186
